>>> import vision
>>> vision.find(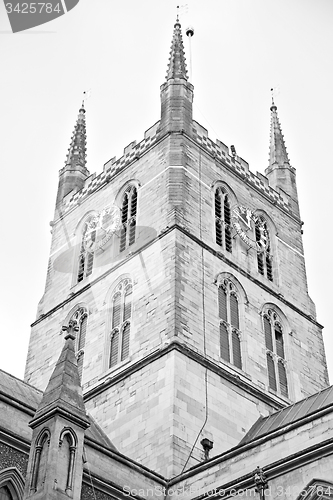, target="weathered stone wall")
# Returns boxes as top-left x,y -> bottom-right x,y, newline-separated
25,125 -> 329,478
171,410 -> 333,498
